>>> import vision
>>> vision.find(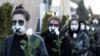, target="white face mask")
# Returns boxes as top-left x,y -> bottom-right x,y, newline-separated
70,20 -> 79,31
12,20 -> 27,35
80,23 -> 85,30
92,19 -> 99,24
